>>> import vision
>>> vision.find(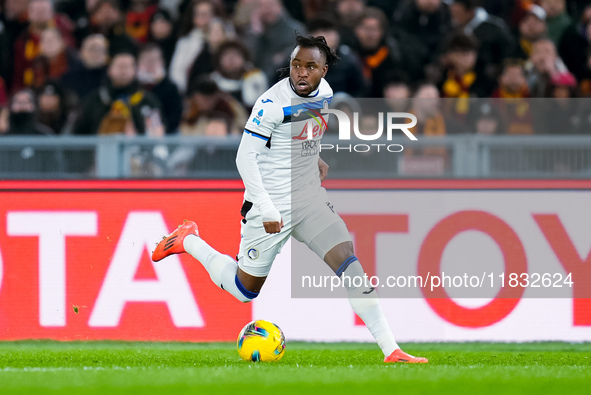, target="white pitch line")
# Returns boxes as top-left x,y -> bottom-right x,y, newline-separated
0,366 -> 142,372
